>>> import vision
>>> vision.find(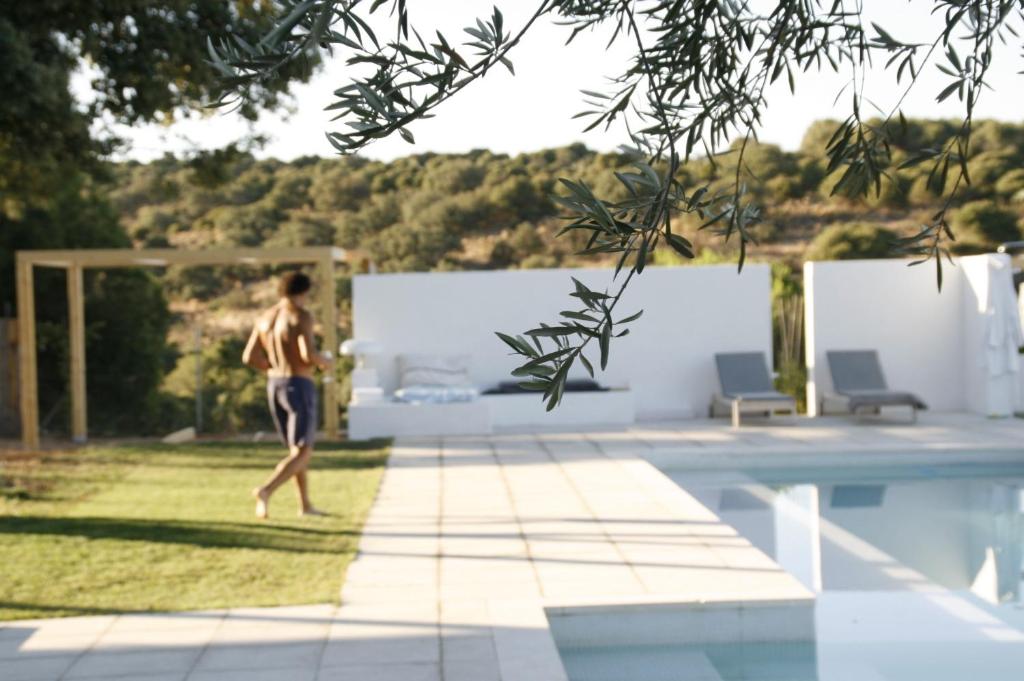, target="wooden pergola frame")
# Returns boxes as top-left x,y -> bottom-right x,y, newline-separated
15,246 -> 348,449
